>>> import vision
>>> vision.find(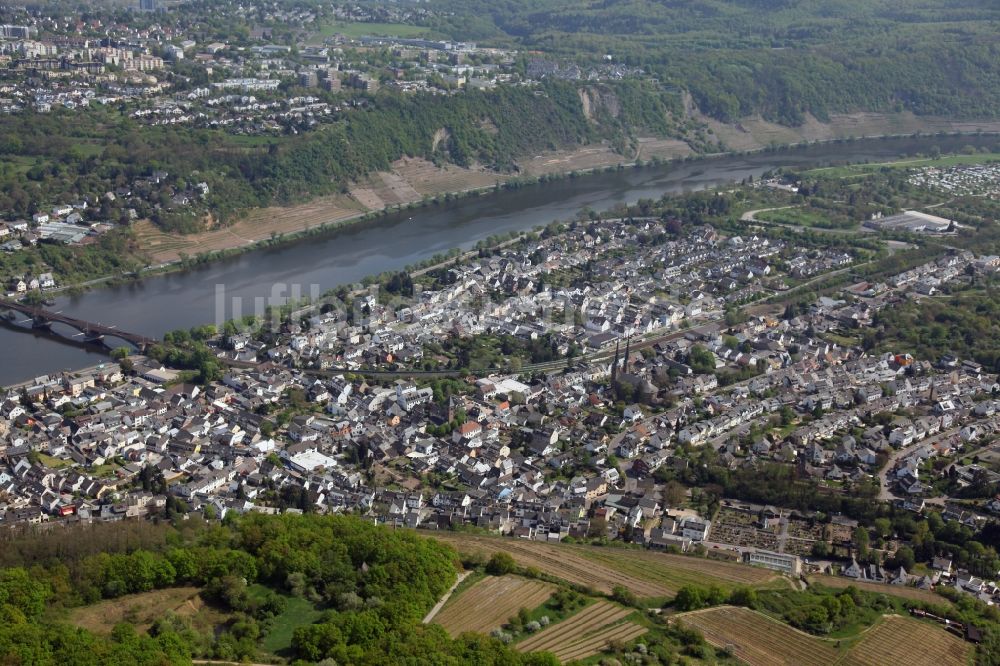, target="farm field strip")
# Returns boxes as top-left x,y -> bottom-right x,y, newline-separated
429,534 -> 667,596
555,622 -> 649,662
429,535 -> 616,593
608,548 -> 775,583
493,540 -> 667,596
678,606 -> 839,666
433,576 -> 556,637
135,195 -> 365,262
840,615 -> 971,666
511,541 -> 656,597
517,602 -> 632,653
807,575 -> 948,605
577,547 -> 775,589
429,533 -> 773,598
580,556 -> 714,595
516,603 -> 627,652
